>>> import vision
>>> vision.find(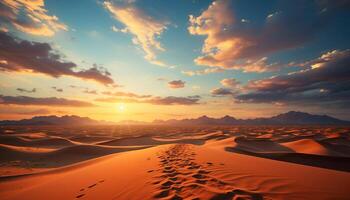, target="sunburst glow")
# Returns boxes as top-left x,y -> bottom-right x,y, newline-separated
116,103 -> 126,112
